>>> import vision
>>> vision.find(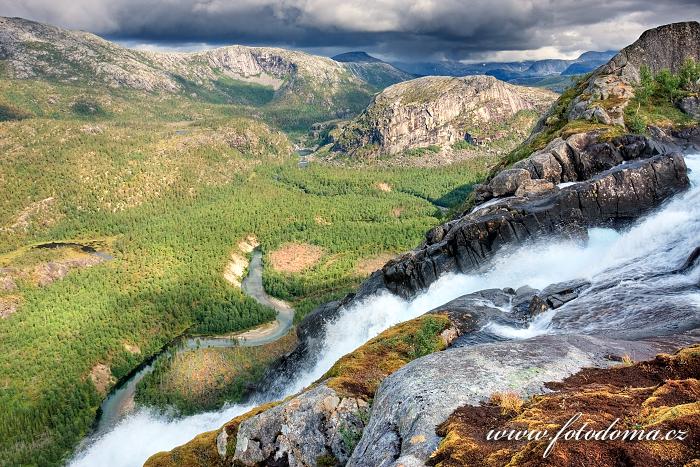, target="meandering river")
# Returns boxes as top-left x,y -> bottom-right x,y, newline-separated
80,249 -> 292,441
